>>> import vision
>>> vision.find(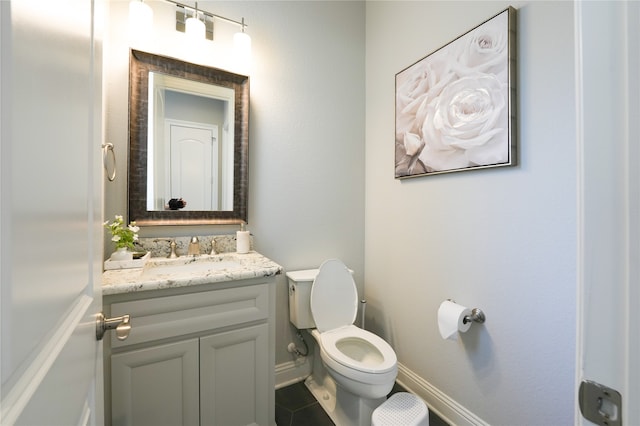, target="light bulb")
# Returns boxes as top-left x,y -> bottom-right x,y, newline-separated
185,14 -> 205,39
234,31 -> 252,57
